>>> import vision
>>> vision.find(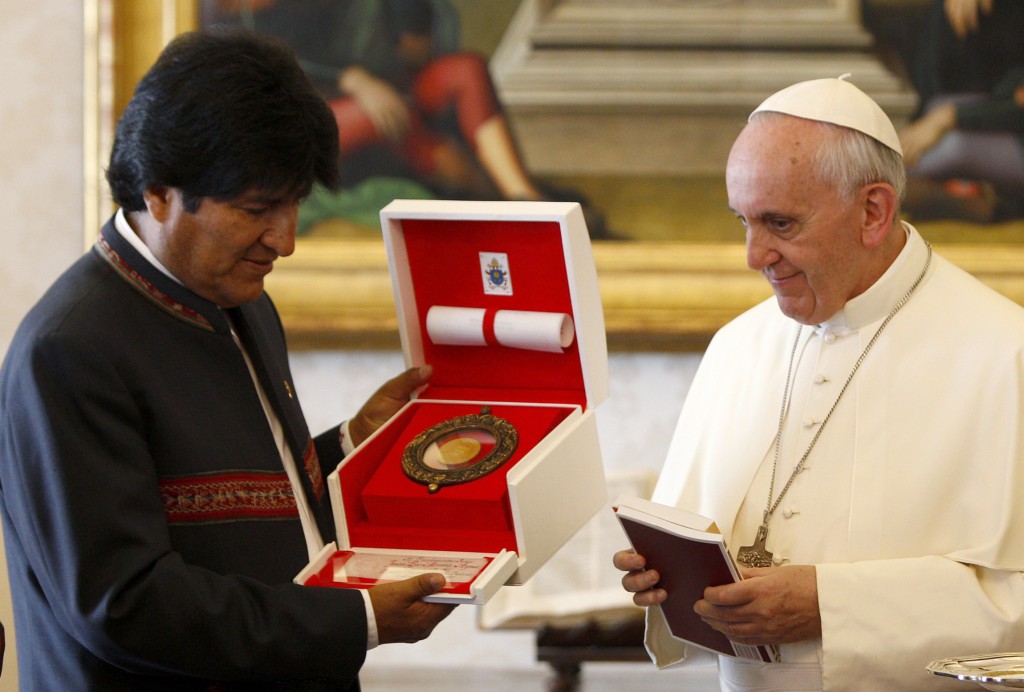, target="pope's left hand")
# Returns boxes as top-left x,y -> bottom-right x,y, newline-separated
348,365 -> 432,447
694,565 -> 821,646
